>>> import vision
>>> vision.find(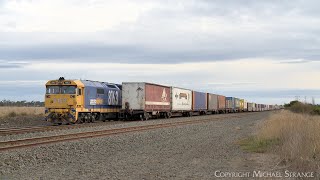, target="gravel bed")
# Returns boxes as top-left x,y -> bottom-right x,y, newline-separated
0,115 -> 51,128
0,113 -> 252,142
1,111 -> 271,179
